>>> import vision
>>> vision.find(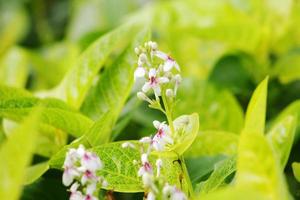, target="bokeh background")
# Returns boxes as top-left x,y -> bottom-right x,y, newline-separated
1,0 -> 300,199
